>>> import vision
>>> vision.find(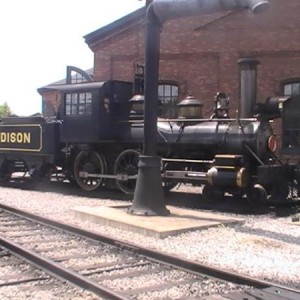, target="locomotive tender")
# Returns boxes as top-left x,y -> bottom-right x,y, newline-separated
0,59 -> 299,205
